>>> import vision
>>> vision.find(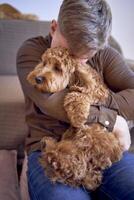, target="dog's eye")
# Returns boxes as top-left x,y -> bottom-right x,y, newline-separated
54,64 -> 62,73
